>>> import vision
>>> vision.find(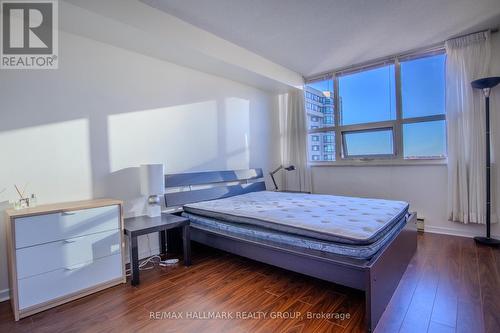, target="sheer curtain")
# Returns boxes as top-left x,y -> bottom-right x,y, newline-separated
446,31 -> 493,224
279,88 -> 311,192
